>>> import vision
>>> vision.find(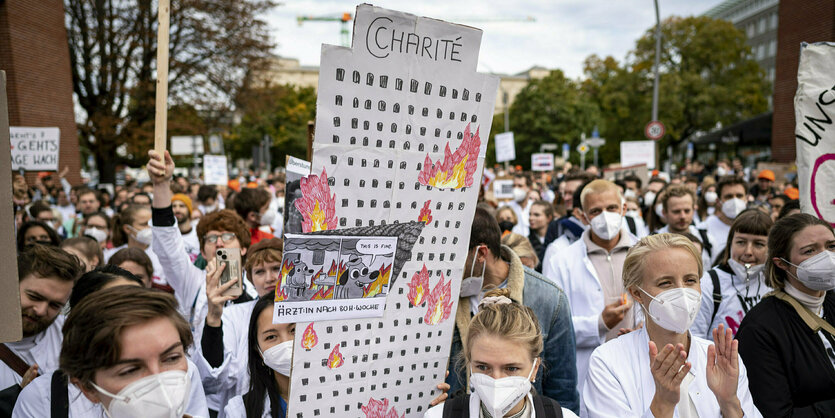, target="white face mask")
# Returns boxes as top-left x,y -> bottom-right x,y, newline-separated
512,187 -> 527,203
624,189 -> 637,199
84,228 -> 108,244
638,287 -> 701,334
782,251 -> 835,291
654,203 -> 665,220
625,210 -> 640,219
460,246 -> 487,298
261,340 -> 293,376
470,358 -> 537,418
91,370 -> 190,418
721,198 -> 747,219
643,191 -> 657,207
704,191 -> 718,205
259,210 -> 276,226
128,225 -> 153,246
716,166 -> 728,176
587,210 -> 623,241
276,197 -> 285,214
727,258 -> 764,282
